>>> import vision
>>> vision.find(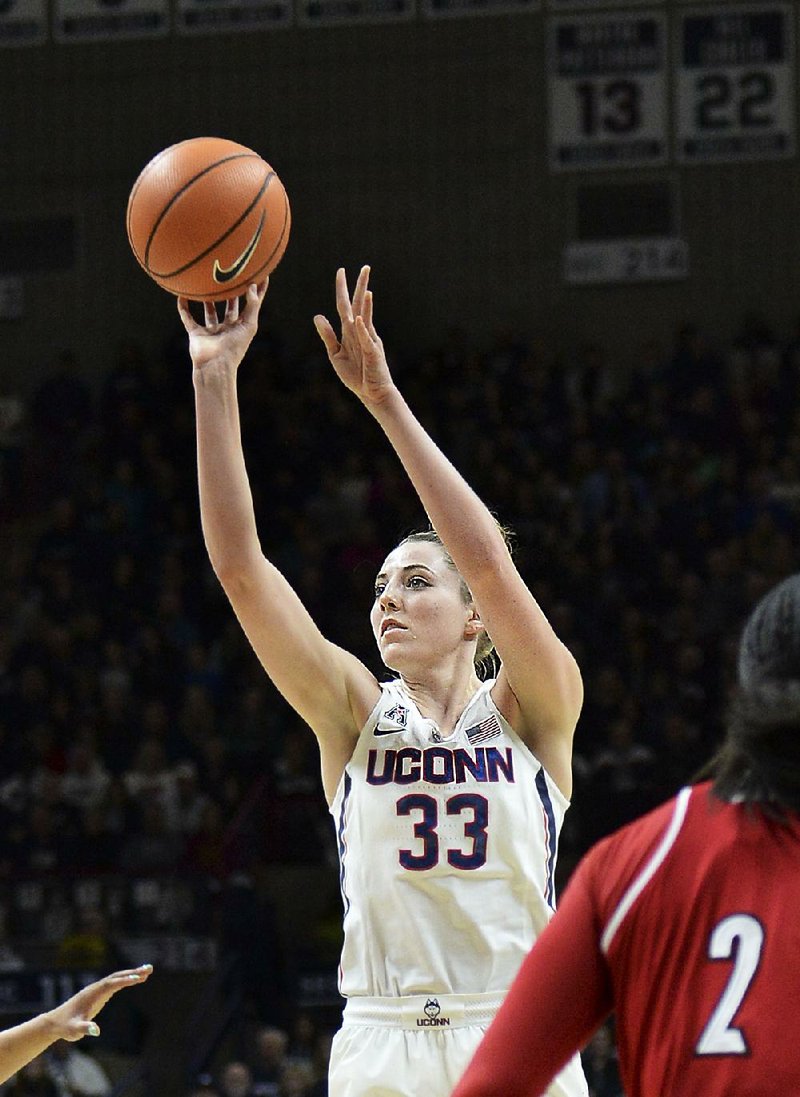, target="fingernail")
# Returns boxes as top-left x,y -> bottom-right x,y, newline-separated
128,973 -> 141,981
88,1023 -> 100,1037
139,964 -> 153,971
